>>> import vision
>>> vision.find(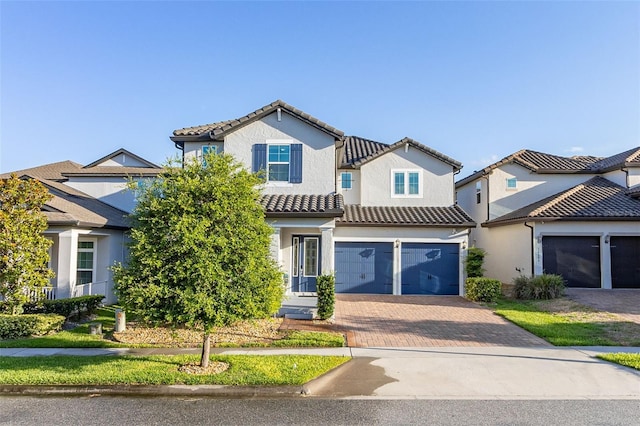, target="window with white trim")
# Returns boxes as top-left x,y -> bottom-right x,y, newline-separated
391,170 -> 422,197
341,172 -> 352,190
76,240 -> 96,285
267,144 -> 290,182
506,177 -> 517,190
